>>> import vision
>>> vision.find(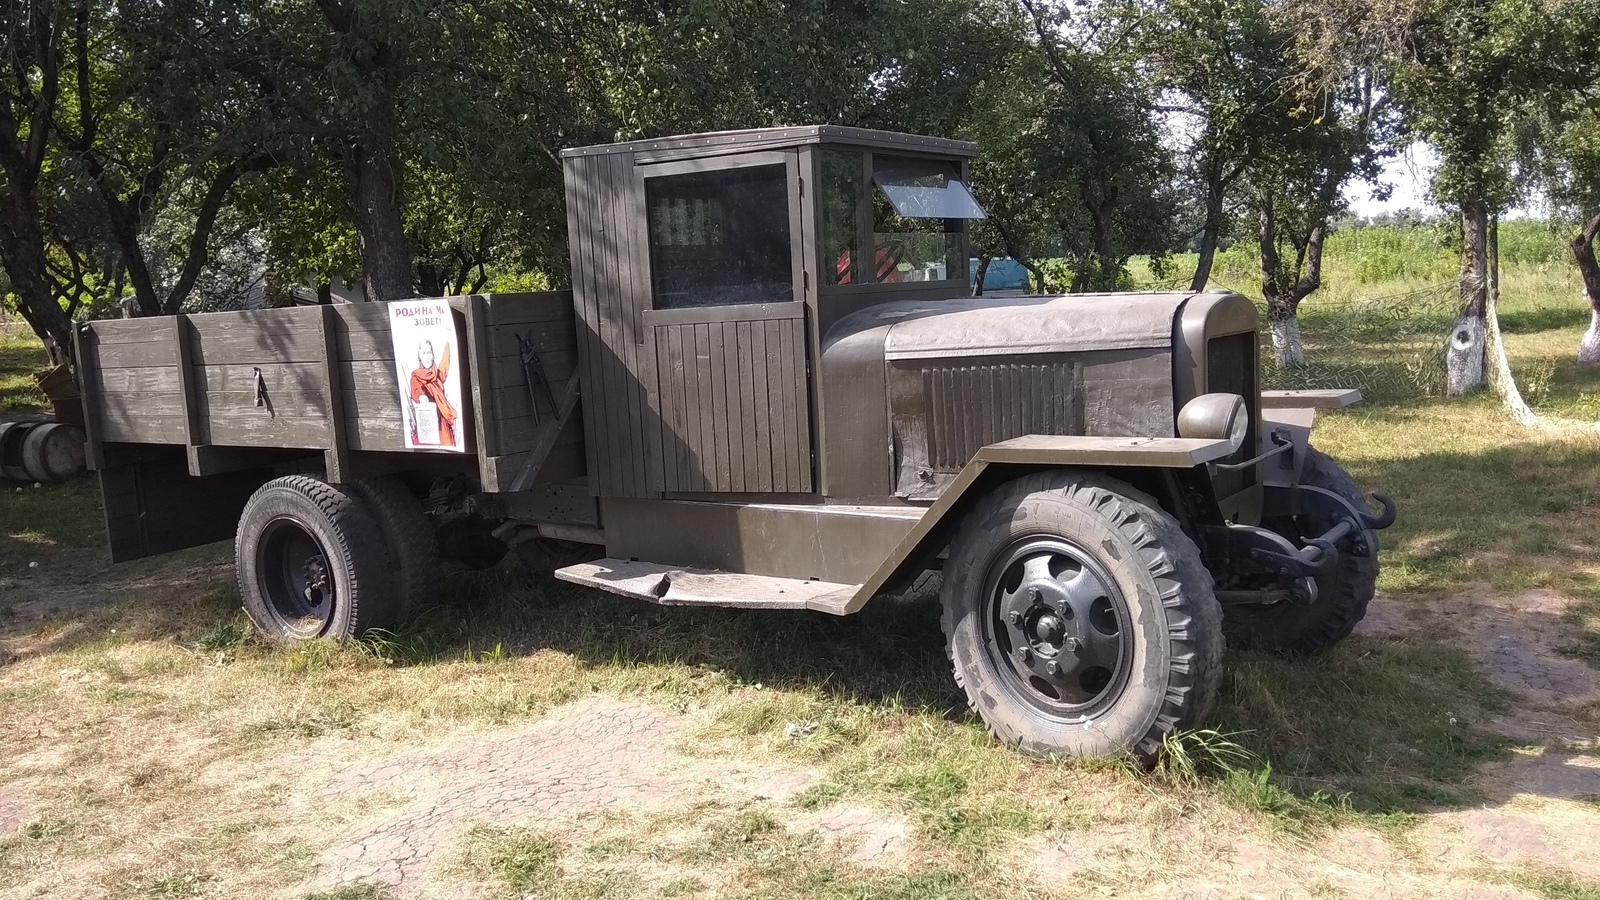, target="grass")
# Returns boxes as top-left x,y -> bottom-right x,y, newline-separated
3,225 -> 1600,896
0,325 -> 50,413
